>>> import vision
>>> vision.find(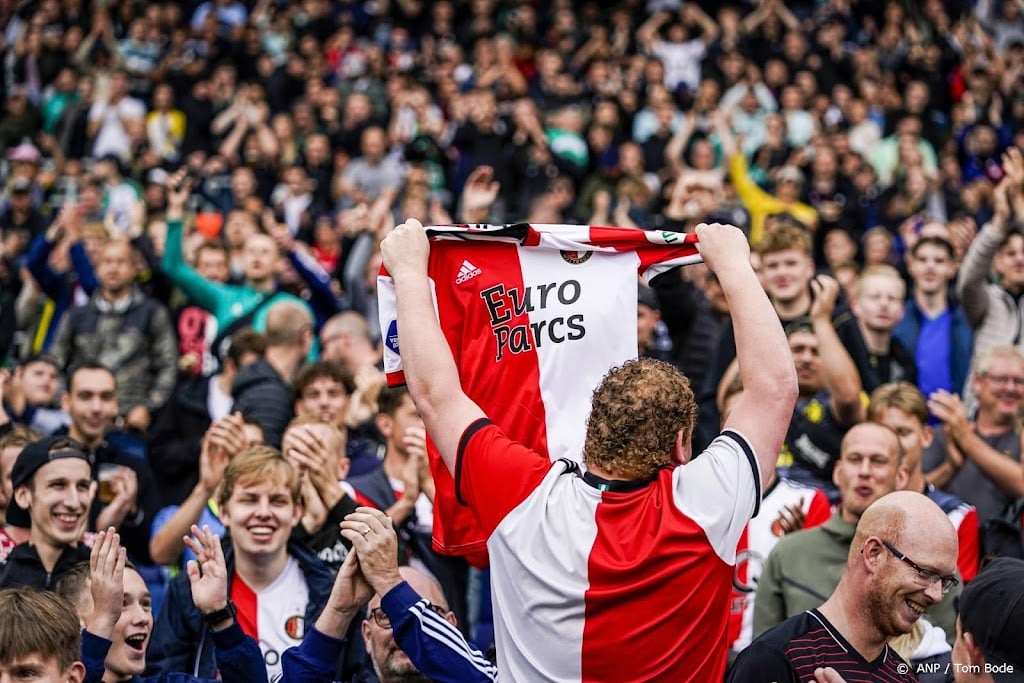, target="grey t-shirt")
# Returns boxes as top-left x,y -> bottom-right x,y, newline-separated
922,425 -> 1021,525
